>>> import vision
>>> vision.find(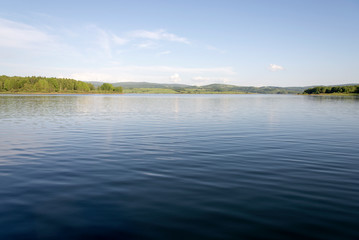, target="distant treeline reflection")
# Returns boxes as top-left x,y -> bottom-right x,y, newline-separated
0,75 -> 122,93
